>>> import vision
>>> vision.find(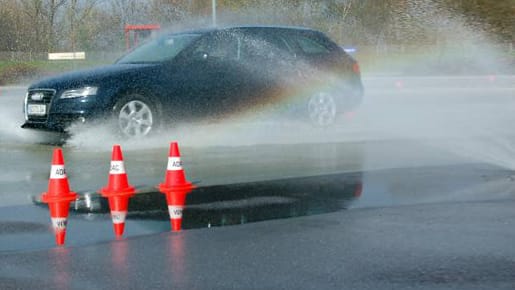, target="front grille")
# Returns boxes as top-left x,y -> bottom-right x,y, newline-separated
28,89 -> 54,103
25,89 -> 56,122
